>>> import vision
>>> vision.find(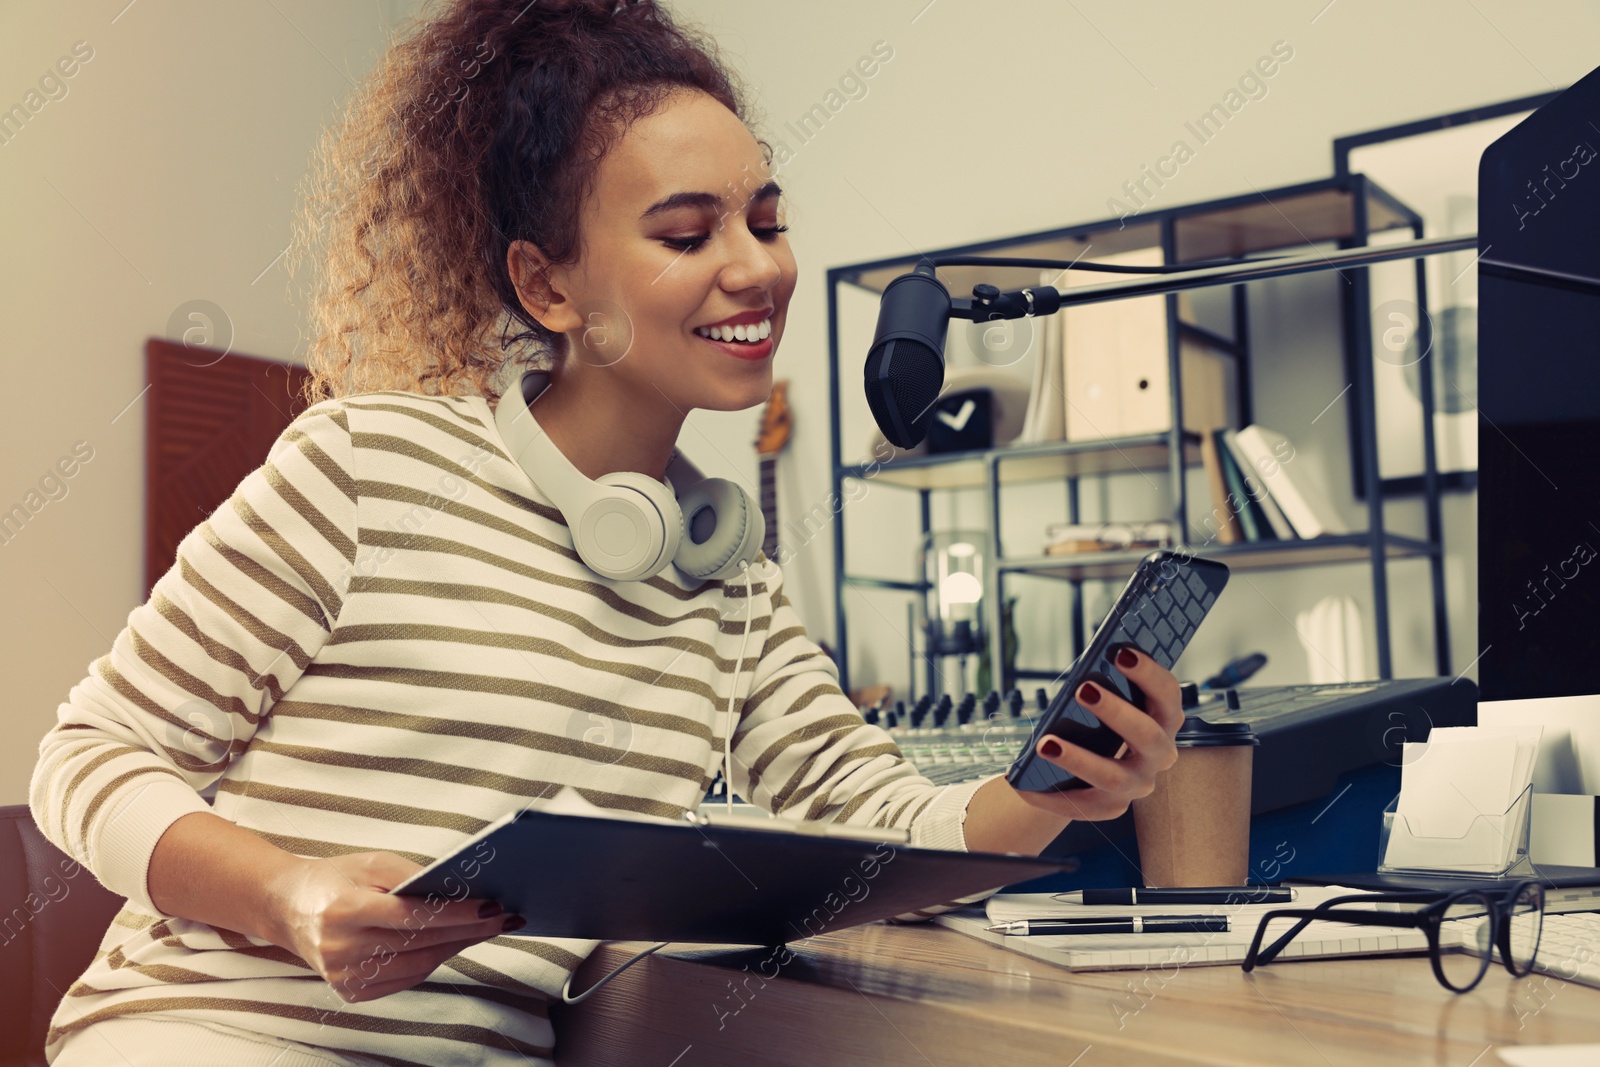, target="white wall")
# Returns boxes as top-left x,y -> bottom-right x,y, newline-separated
2,0 -> 1594,803
659,0 -> 1595,701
